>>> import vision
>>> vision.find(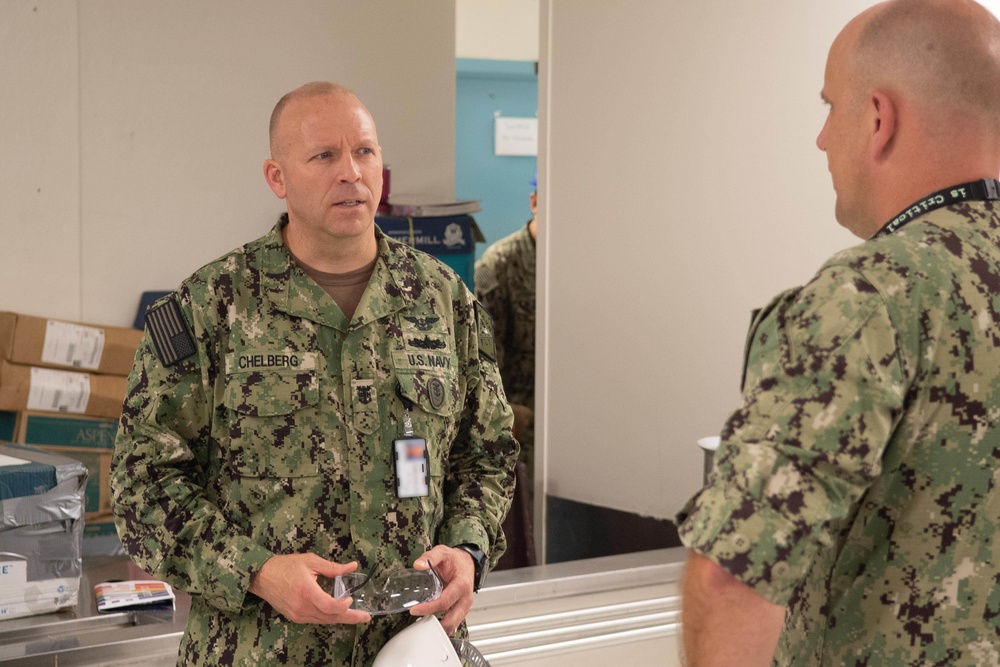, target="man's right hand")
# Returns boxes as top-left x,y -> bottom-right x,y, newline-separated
248,553 -> 372,625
